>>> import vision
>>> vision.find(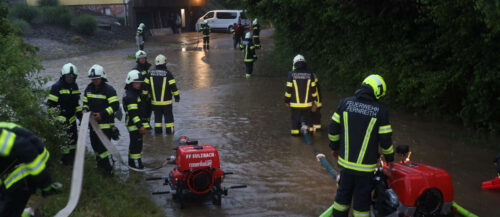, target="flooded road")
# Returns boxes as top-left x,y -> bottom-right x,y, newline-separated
39,30 -> 500,216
